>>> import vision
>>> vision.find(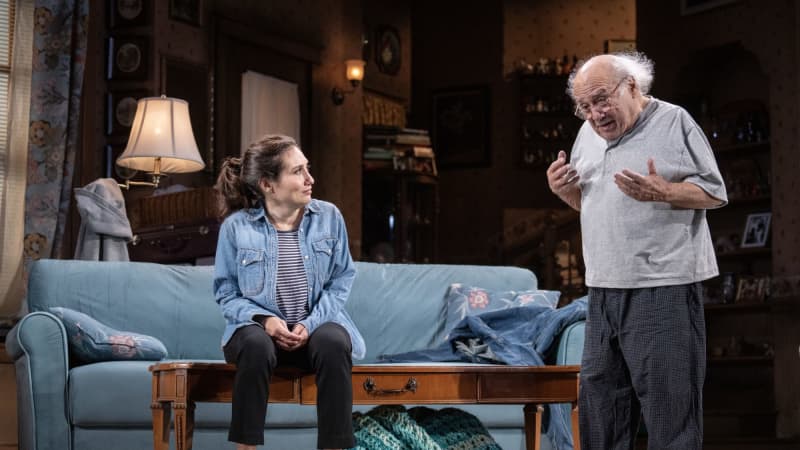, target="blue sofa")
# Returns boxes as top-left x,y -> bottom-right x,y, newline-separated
6,259 -> 585,450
